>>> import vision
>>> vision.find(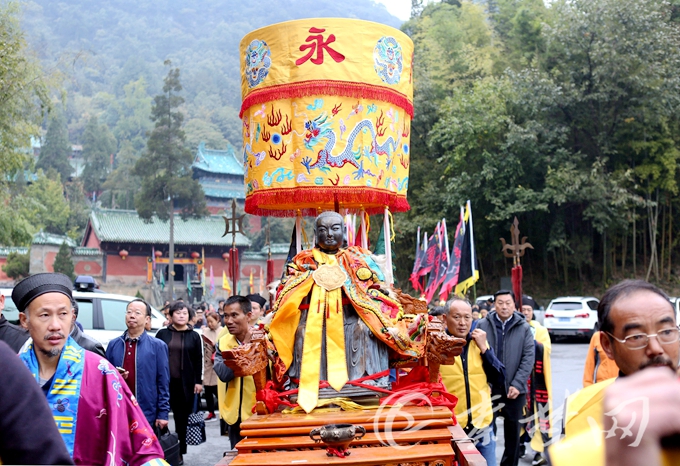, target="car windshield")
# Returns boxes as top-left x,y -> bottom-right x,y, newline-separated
550,302 -> 584,311
2,296 -> 20,324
